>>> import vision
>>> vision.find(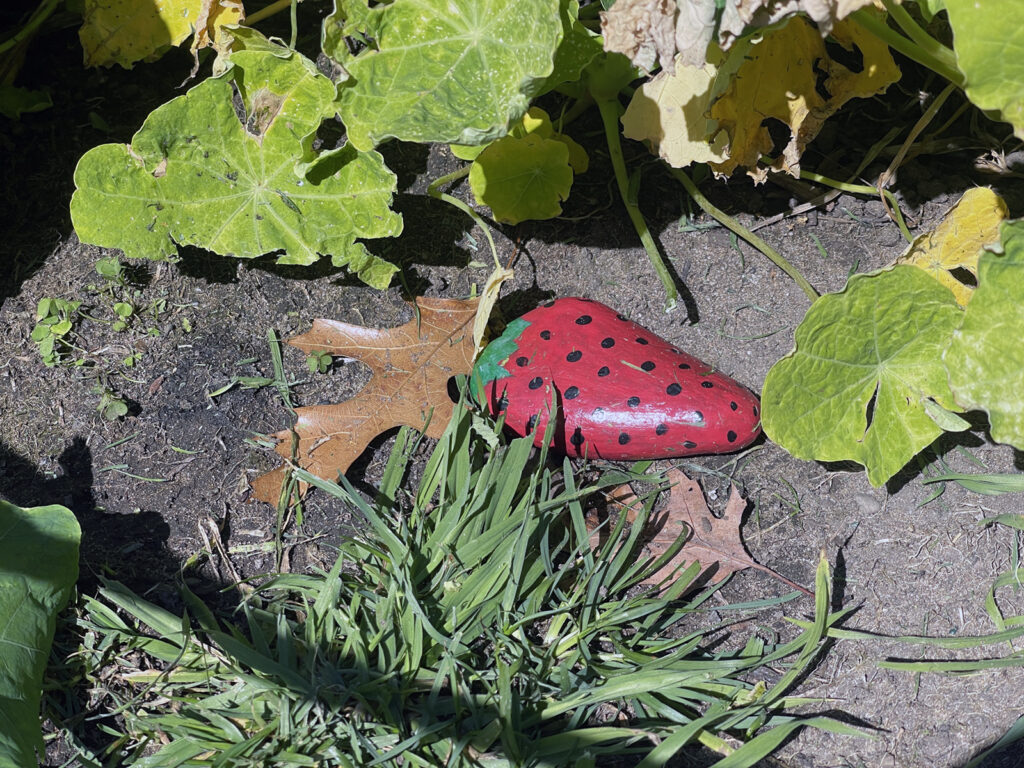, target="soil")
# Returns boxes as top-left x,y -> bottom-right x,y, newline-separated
3,3 -> 1024,767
